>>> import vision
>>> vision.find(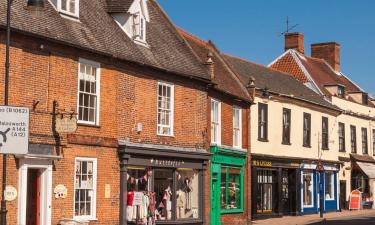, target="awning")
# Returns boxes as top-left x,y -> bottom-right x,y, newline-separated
356,162 -> 375,179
